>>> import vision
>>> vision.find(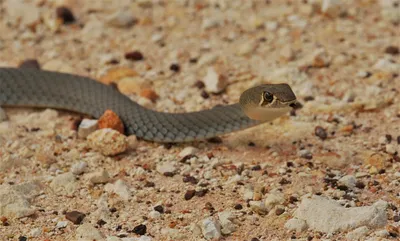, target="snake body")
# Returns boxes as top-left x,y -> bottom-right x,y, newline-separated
0,67 -> 265,142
